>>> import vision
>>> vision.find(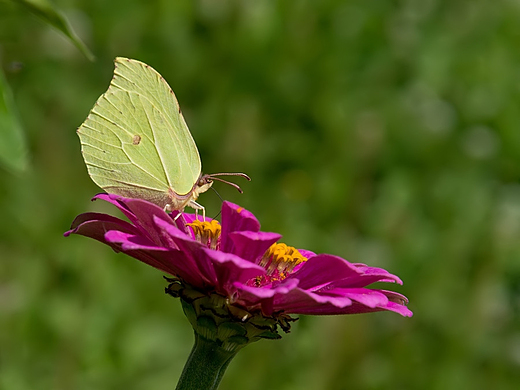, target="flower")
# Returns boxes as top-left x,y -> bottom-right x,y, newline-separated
65,194 -> 412,344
